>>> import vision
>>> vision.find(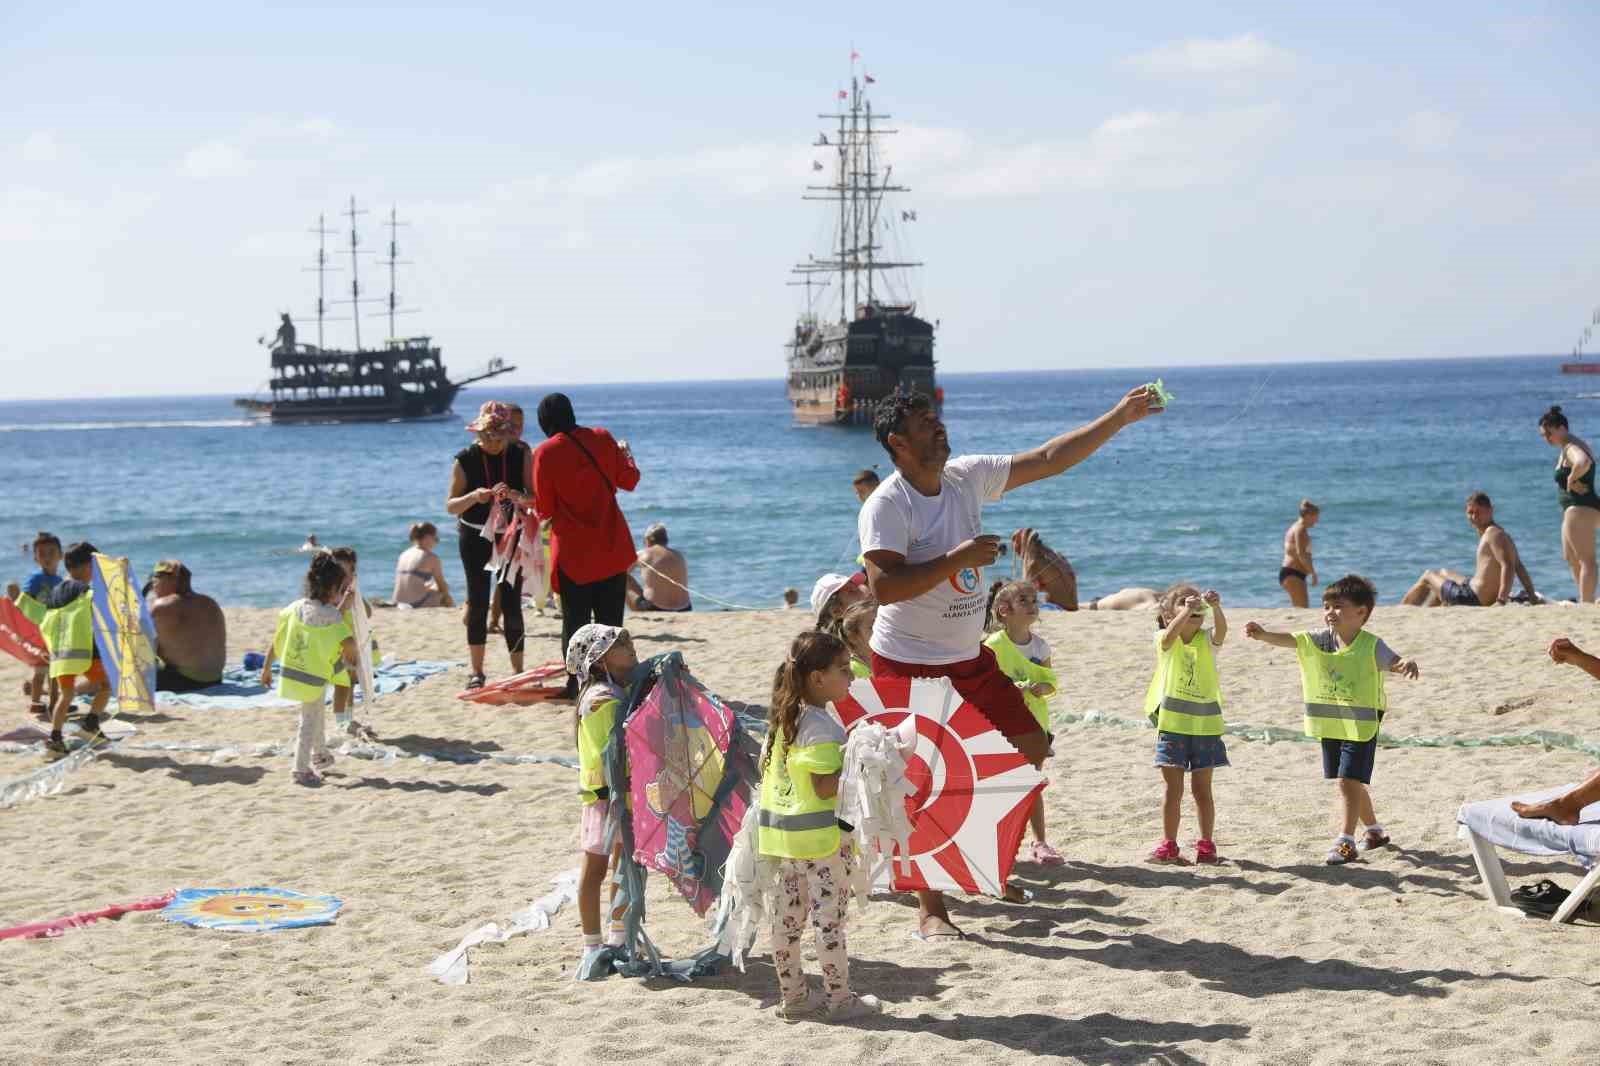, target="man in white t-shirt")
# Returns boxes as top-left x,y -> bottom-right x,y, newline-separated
859,385 -> 1162,938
